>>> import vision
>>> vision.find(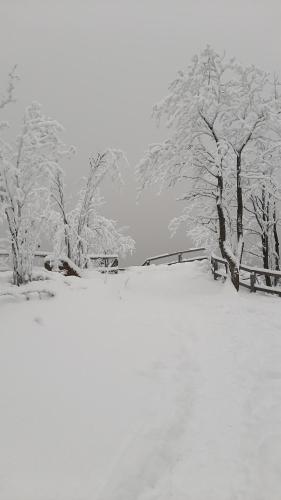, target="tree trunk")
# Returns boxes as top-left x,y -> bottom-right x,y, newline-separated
262,234 -> 271,287
273,202 -> 280,286
5,207 -> 24,286
261,188 -> 271,287
63,221 -> 72,260
216,171 -> 240,291
236,152 -> 244,265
